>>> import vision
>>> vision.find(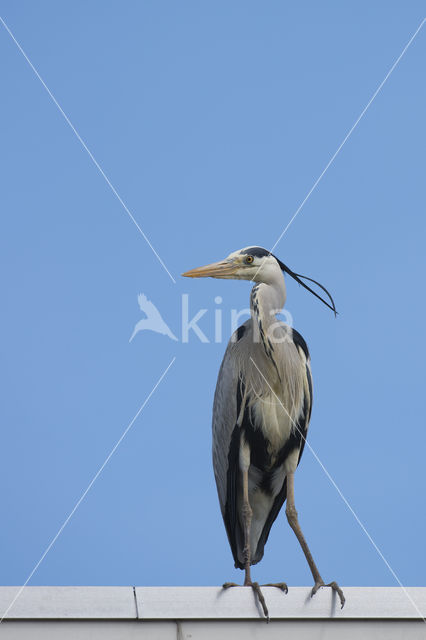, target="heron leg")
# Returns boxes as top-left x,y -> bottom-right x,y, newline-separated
285,472 -> 345,608
241,467 -> 253,584
223,465 -> 270,620
241,466 -> 270,619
